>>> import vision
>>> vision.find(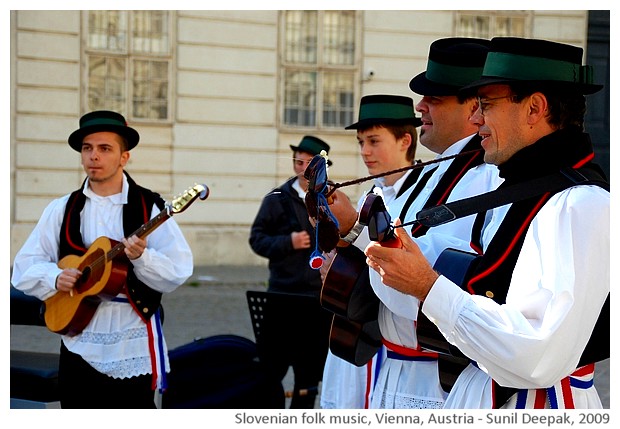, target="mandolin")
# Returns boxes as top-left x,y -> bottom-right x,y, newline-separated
44,183 -> 209,336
